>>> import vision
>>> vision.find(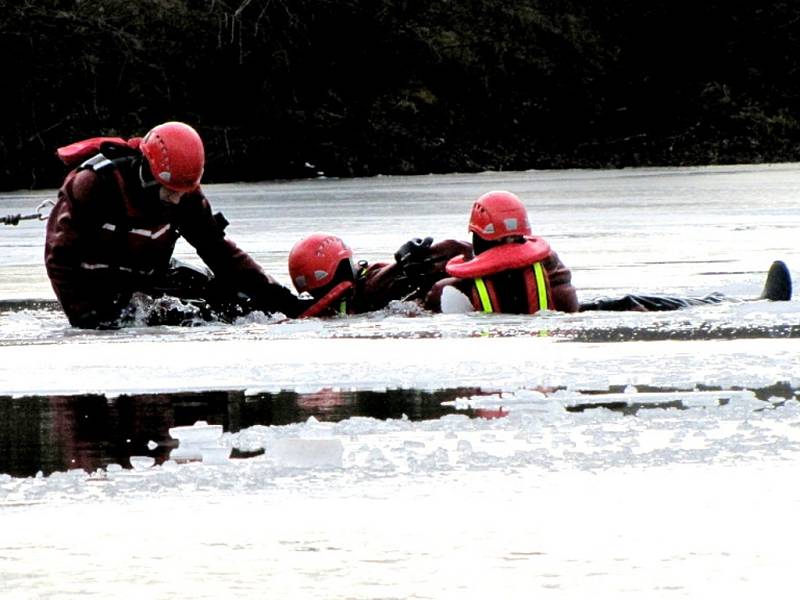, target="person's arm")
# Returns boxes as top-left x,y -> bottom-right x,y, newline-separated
544,250 -> 579,312
361,238 -> 473,310
177,193 -> 306,317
